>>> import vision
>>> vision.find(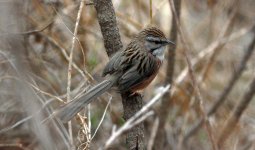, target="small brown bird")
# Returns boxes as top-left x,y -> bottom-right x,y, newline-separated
55,27 -> 174,122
